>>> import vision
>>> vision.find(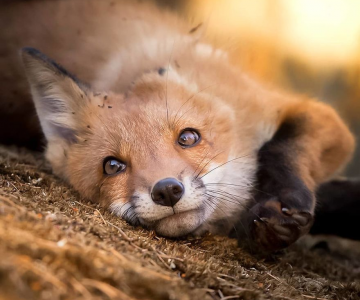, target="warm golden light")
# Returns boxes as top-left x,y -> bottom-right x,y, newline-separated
283,0 -> 360,65
188,0 -> 360,66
